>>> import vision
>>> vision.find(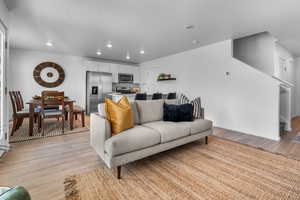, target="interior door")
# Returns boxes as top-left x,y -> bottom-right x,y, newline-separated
0,20 -> 8,155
